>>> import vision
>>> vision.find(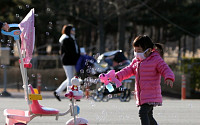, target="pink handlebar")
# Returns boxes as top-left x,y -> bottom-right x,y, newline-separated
99,70 -> 122,88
